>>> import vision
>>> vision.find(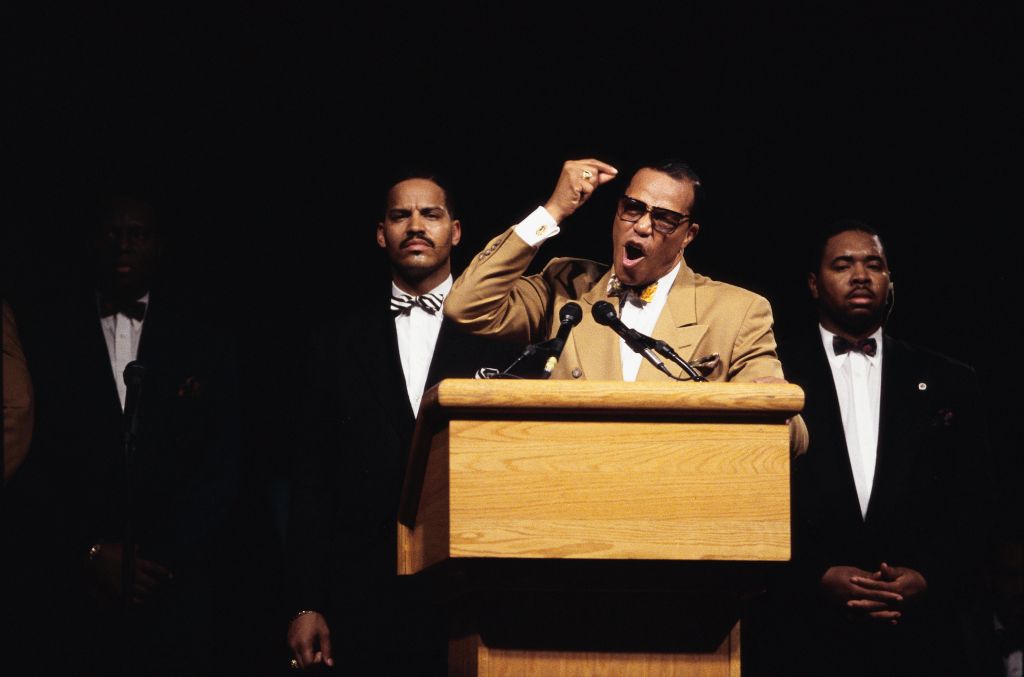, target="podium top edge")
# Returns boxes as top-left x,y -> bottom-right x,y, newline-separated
424,379 -> 804,416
